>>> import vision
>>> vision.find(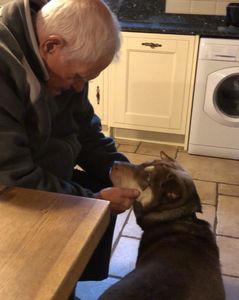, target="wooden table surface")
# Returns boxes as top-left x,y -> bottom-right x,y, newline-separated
0,186 -> 110,300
